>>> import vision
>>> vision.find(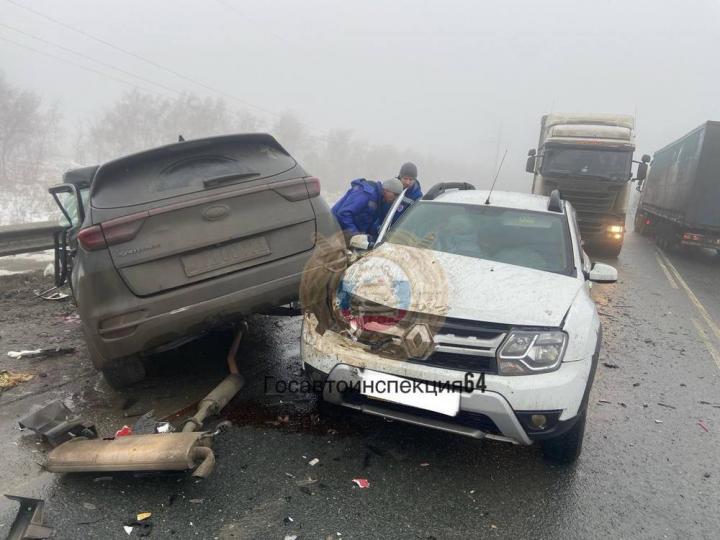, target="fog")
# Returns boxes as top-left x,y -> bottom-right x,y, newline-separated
1,0 -> 719,212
